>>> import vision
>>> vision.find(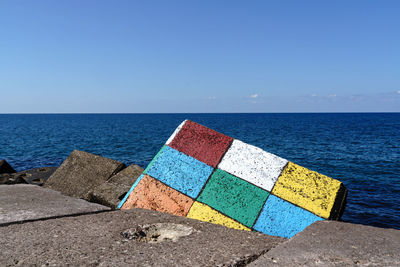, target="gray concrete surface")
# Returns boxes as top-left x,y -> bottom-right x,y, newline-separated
0,184 -> 110,226
249,220 -> 400,266
85,164 -> 144,209
0,208 -> 284,266
44,150 -> 125,198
